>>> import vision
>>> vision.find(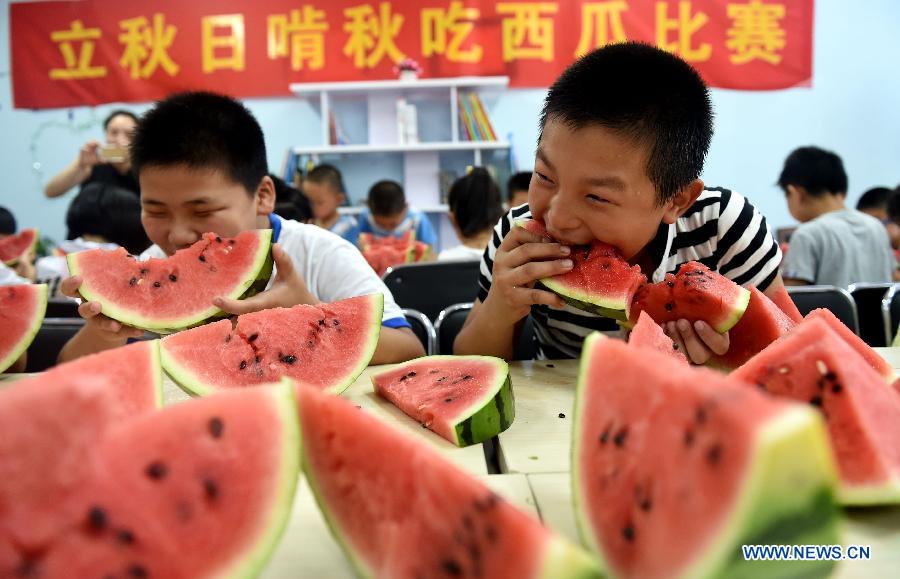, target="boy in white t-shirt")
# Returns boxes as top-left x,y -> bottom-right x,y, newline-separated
59,92 -> 424,364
